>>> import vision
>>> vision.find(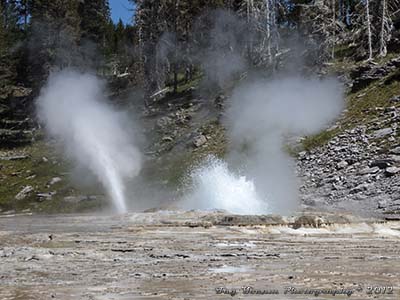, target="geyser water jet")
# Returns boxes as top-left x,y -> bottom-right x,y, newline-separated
36,70 -> 142,213
181,156 -> 268,214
